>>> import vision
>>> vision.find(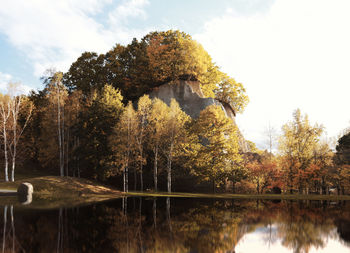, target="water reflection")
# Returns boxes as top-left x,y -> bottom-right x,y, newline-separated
0,199 -> 350,252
